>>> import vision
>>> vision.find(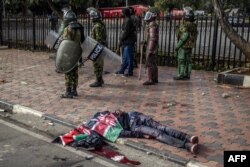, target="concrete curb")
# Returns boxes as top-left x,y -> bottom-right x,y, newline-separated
0,99 -> 209,167
0,46 -> 9,50
217,68 -> 250,87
